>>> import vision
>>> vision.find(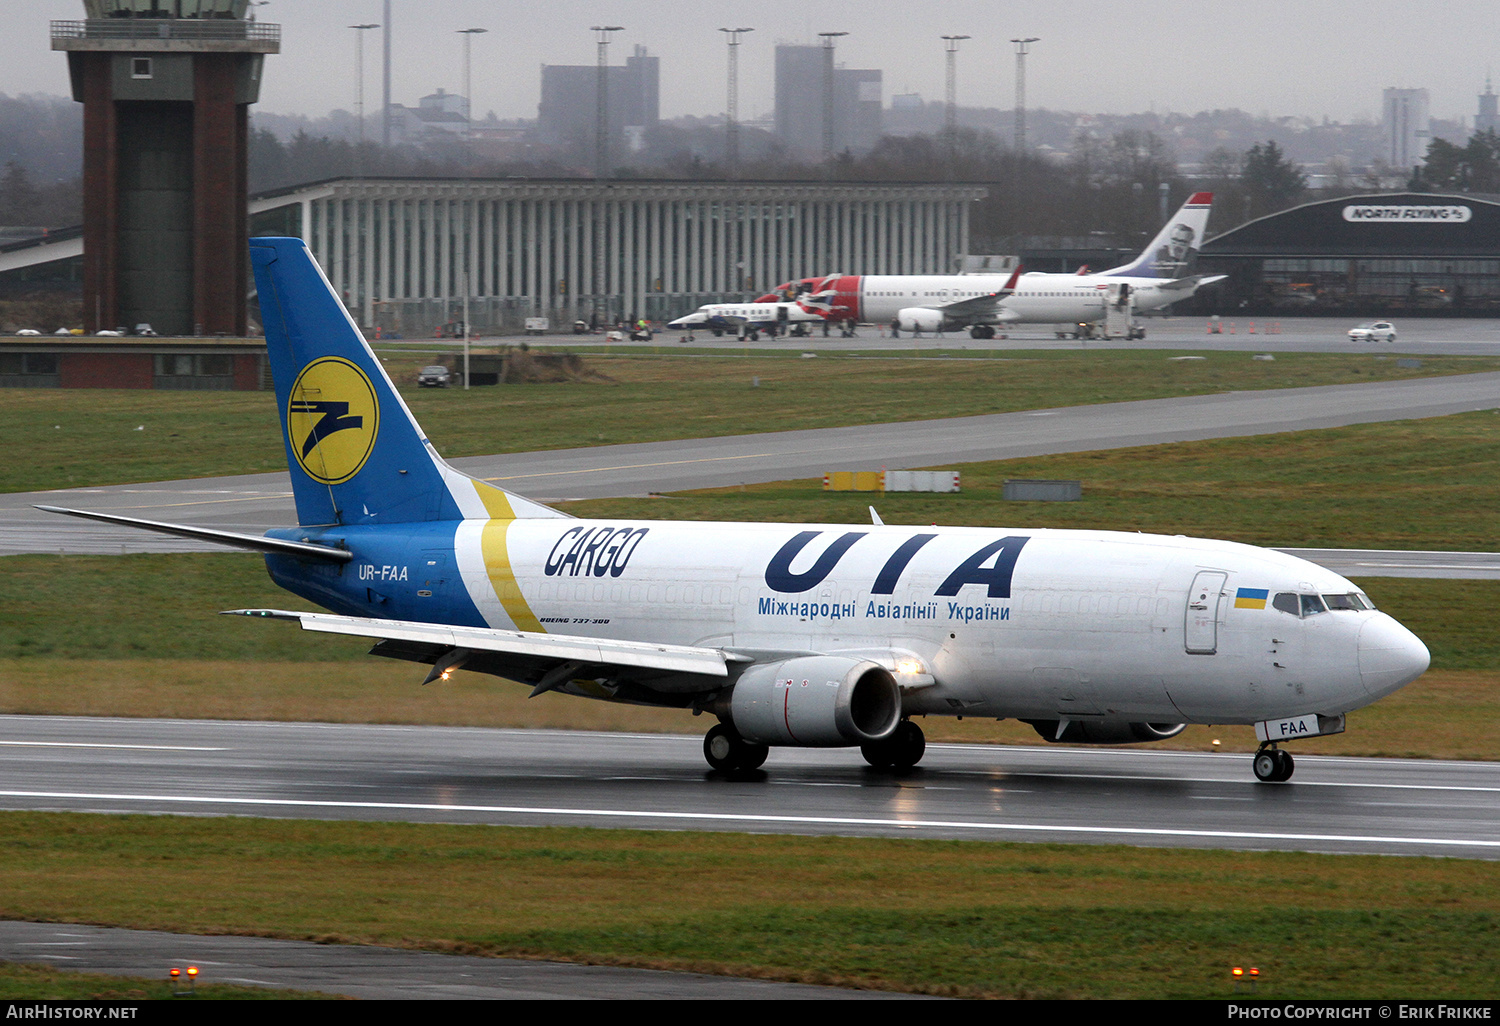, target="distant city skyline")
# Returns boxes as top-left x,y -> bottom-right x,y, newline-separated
7,0 -> 1500,128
